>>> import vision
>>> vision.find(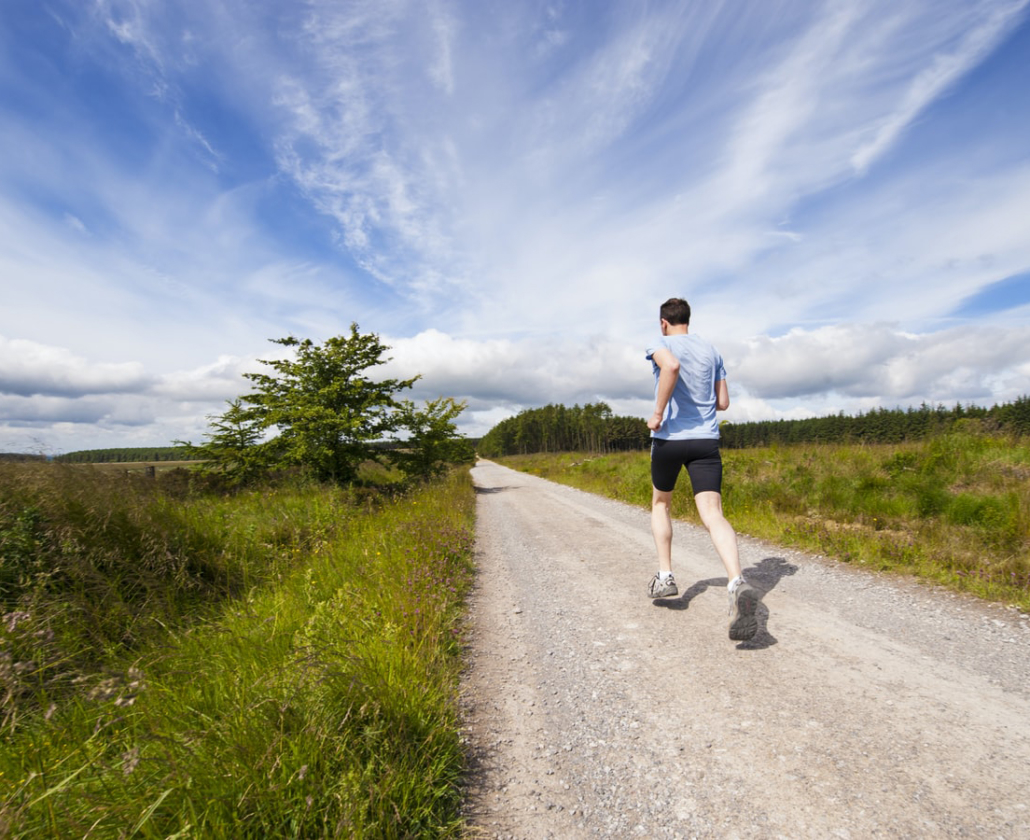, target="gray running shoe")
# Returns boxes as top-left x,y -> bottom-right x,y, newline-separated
648,573 -> 678,598
728,582 -> 759,641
